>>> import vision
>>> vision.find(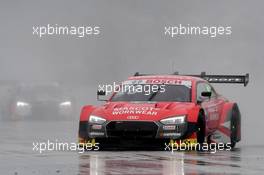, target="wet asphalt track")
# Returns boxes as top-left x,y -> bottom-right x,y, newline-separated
0,121 -> 264,175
